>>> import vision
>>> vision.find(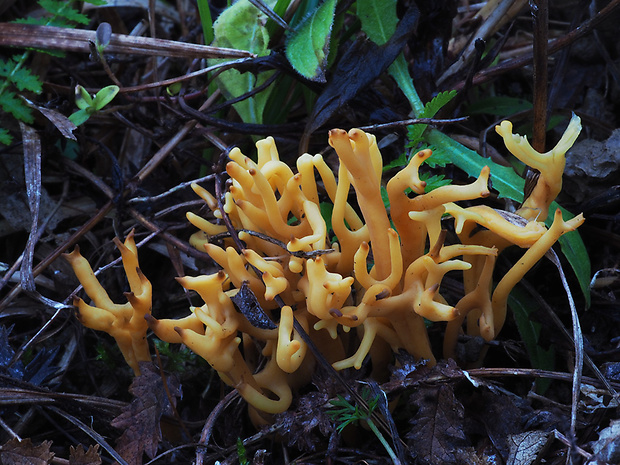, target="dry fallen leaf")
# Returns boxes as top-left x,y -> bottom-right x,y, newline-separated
69,444 -> 102,465
0,438 -> 54,465
111,362 -> 181,465
507,430 -> 548,465
407,383 -> 468,465
589,419 -> 620,465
